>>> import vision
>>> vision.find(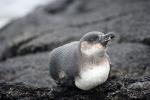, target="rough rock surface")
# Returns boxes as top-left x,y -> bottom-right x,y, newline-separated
0,0 -> 150,99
